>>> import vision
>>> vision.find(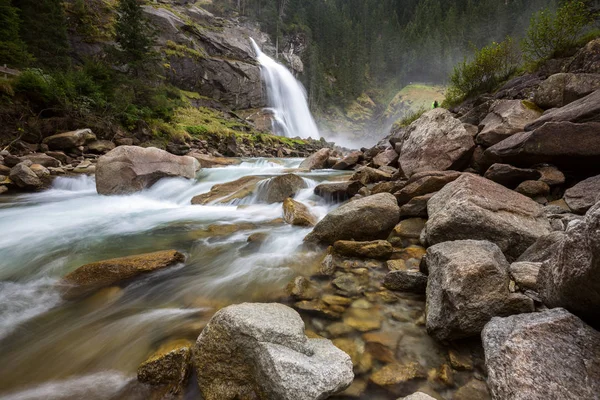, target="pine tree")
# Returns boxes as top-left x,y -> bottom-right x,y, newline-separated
115,0 -> 155,70
0,0 -> 32,67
